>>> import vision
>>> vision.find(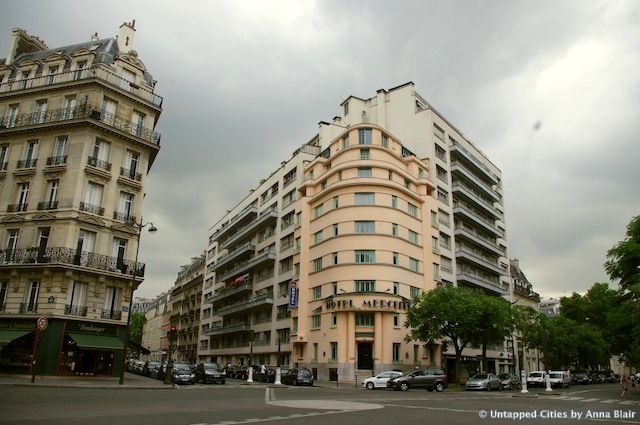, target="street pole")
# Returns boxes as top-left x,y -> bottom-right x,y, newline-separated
119,217 -> 157,385
275,338 -> 282,385
247,335 -> 254,383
